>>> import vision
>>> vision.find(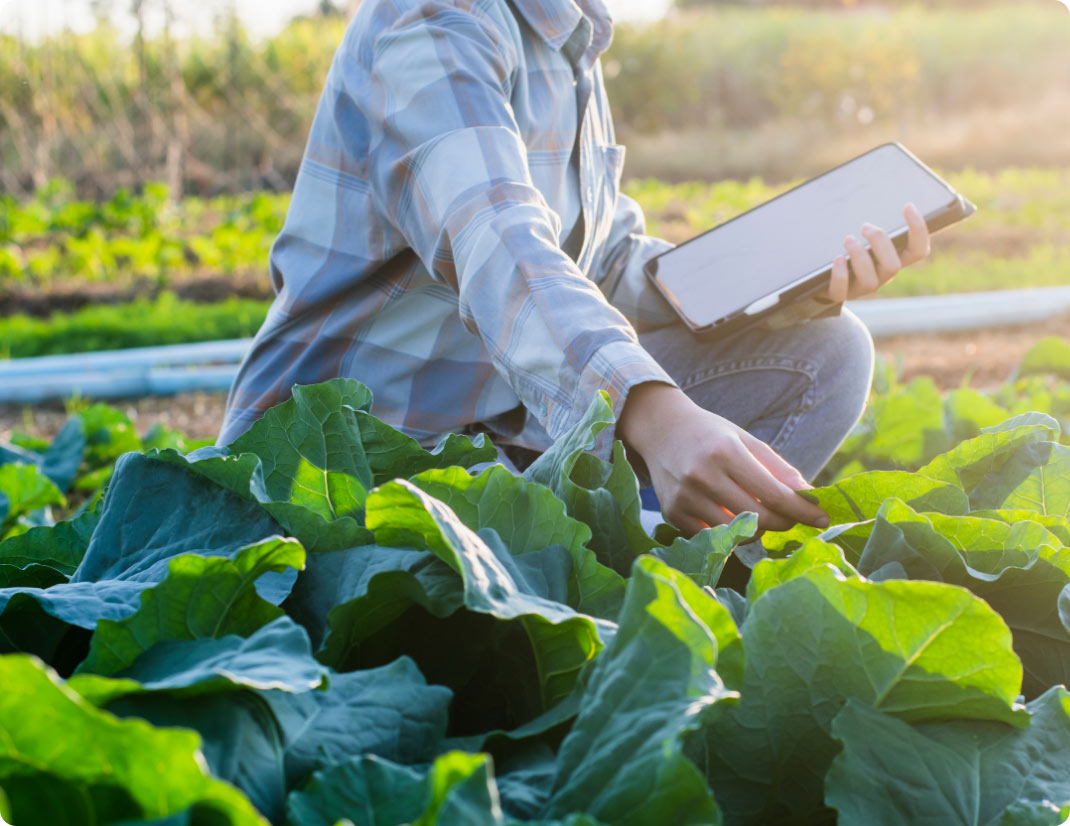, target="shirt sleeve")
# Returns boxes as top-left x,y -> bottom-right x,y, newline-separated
595,190 -> 680,333
360,3 -> 676,443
